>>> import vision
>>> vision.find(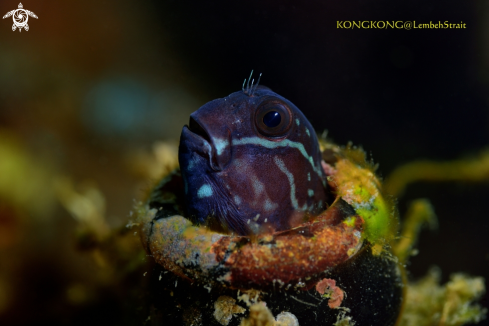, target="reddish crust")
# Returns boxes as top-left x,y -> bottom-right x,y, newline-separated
144,202 -> 364,289
211,205 -> 364,288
